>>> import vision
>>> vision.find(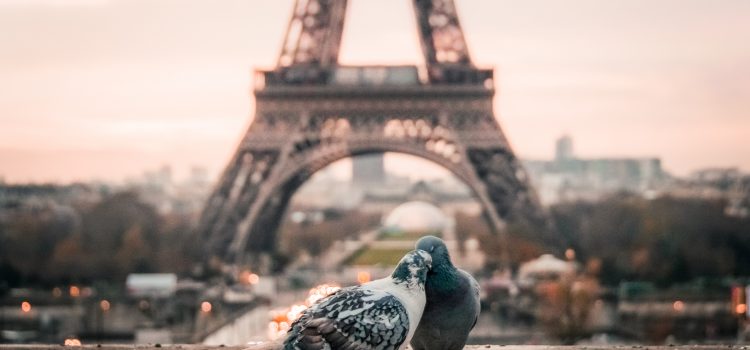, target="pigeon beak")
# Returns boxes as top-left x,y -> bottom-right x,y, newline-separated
417,249 -> 432,270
